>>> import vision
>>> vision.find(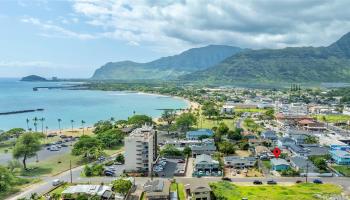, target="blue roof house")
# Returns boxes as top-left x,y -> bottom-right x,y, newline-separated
270,158 -> 290,171
330,150 -> 350,165
186,129 -> 214,140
